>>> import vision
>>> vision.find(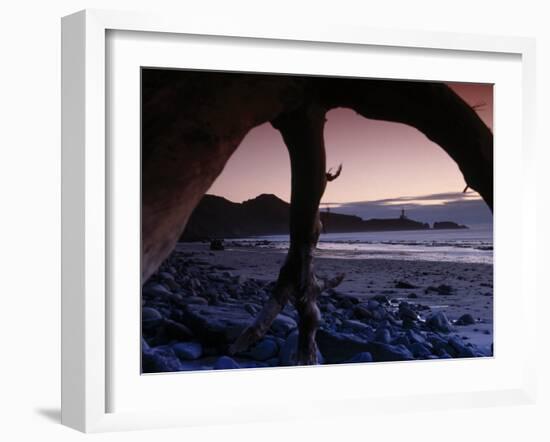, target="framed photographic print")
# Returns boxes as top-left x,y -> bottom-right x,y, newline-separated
61,9 -> 537,432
